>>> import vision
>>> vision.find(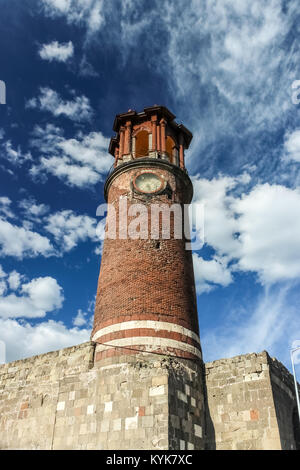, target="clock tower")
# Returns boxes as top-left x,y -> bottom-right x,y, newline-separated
92,106 -> 205,450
